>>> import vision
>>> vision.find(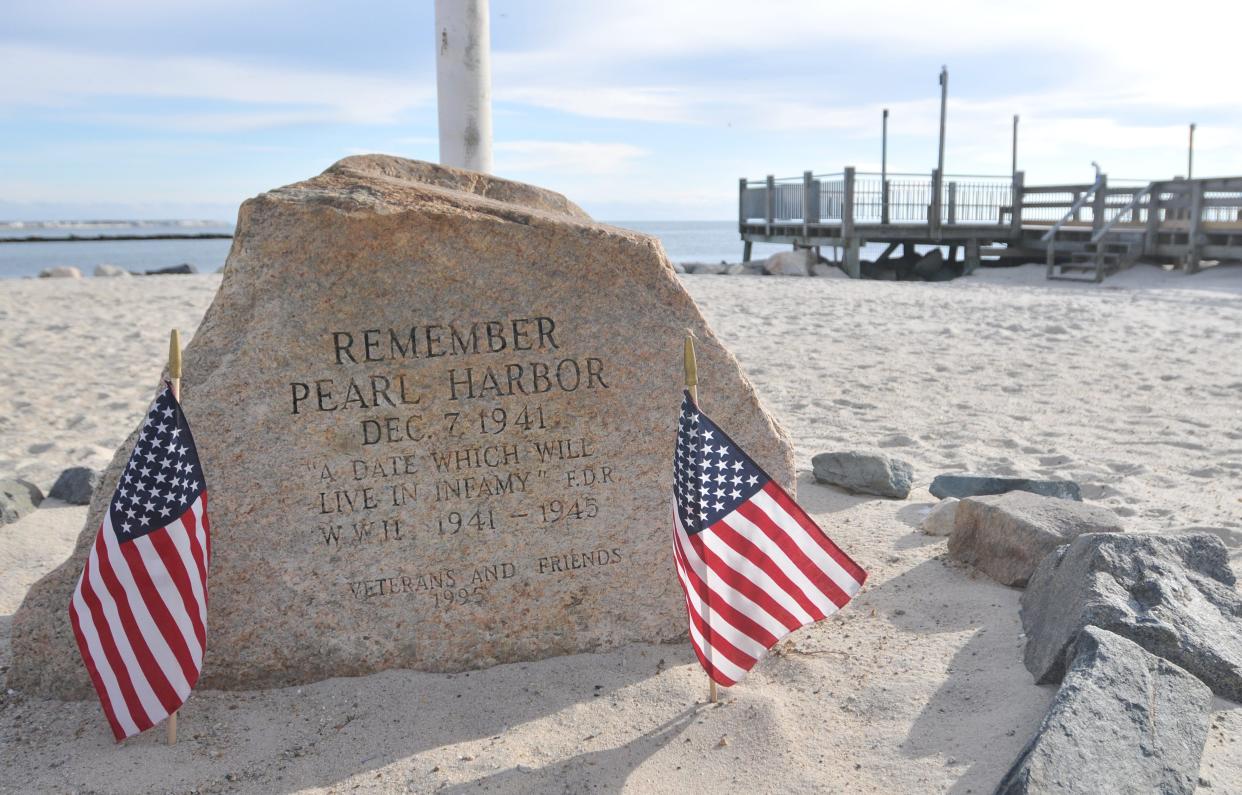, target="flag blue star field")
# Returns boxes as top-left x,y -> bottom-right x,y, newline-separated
69,384 -> 211,741
673,392 -> 866,686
